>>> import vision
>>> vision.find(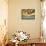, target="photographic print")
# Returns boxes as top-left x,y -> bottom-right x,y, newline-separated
21,9 -> 35,20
